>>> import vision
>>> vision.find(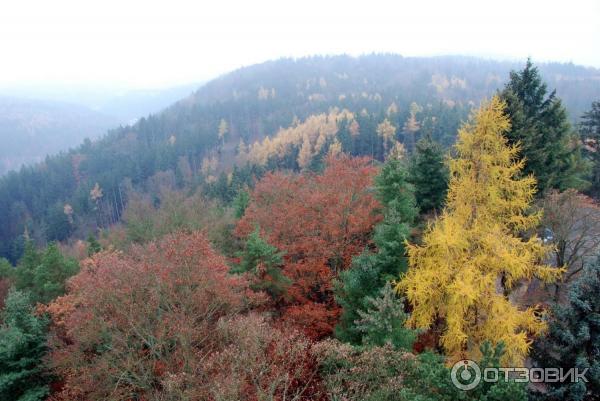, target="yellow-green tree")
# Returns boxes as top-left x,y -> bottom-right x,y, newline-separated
397,96 -> 562,365
218,118 -> 229,146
